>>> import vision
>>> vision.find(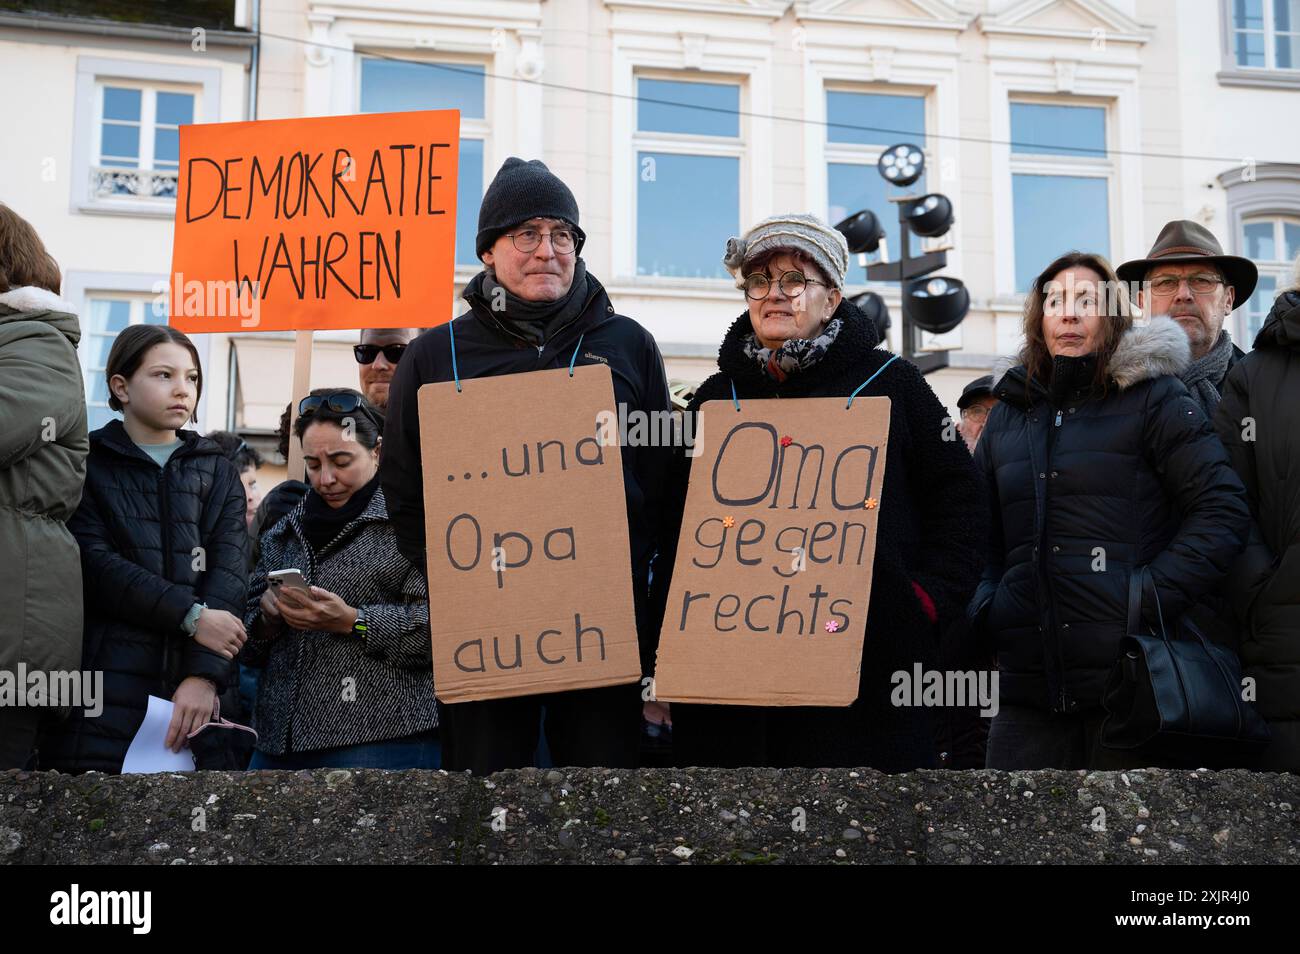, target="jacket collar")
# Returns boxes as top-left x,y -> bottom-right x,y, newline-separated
91,418 -> 215,464
716,296 -> 881,394
993,316 -> 1191,409
463,268 -> 611,351
0,285 -> 77,315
